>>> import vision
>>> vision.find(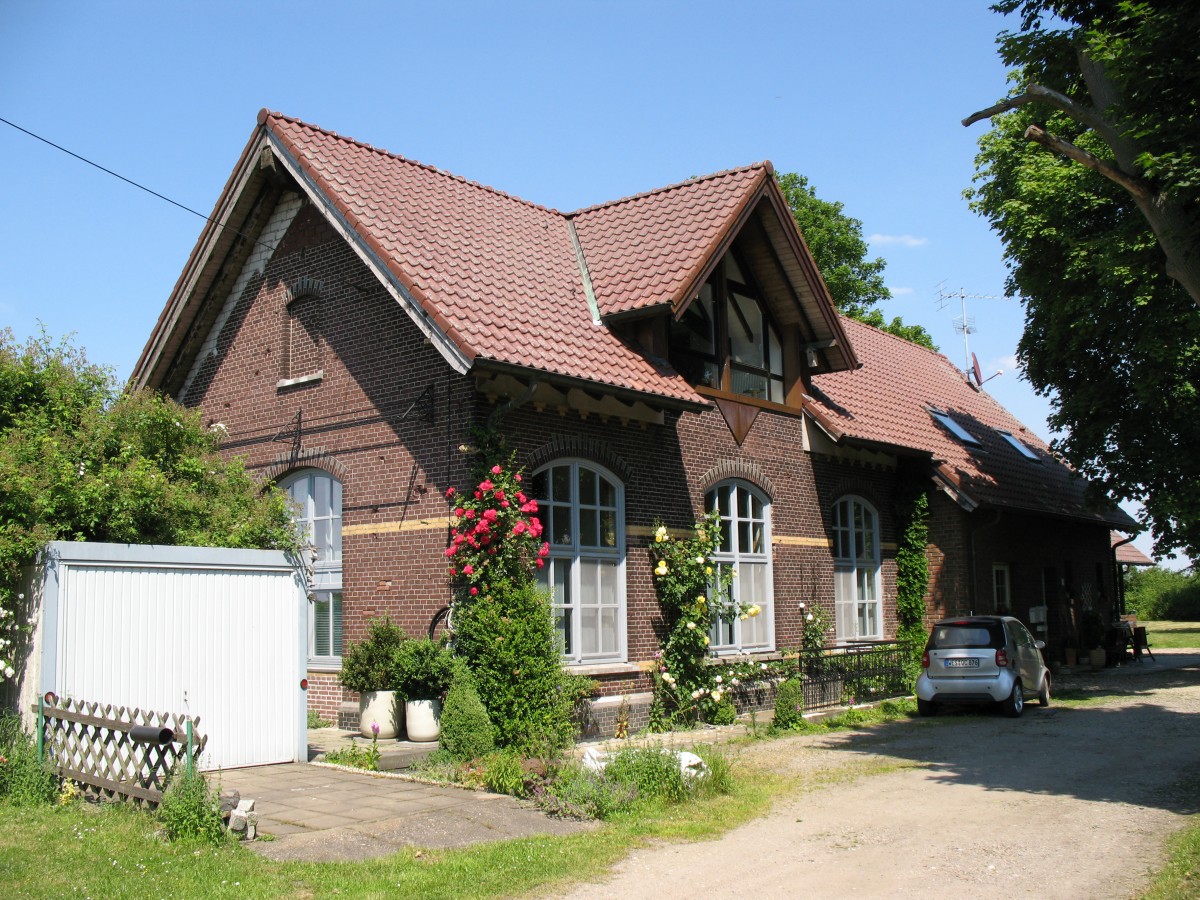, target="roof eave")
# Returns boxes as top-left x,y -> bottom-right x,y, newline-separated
473,358 -> 711,413
130,126 -> 272,392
